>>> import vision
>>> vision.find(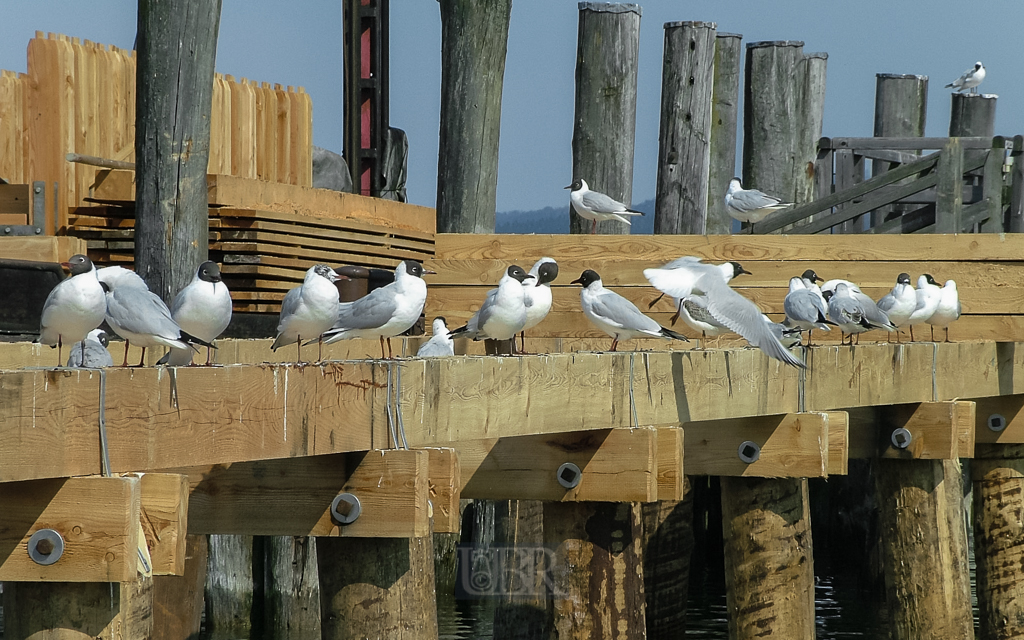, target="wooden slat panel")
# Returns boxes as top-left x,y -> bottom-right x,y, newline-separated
274,83 -> 291,184
291,87 -> 313,187
0,236 -> 87,261
0,70 -> 26,183
0,184 -> 30,215
228,76 -> 256,179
